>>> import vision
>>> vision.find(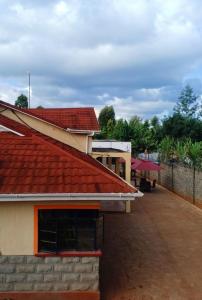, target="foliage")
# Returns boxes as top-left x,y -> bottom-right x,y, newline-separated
175,140 -> 186,163
129,116 -> 145,154
161,113 -> 202,142
185,139 -> 202,169
149,116 -> 163,147
96,85 -> 201,154
129,116 -> 161,154
174,85 -> 200,118
106,119 -> 115,139
159,136 -> 175,162
96,105 -> 116,139
159,137 -> 202,169
98,105 -> 115,129
113,119 -> 130,141
15,94 -> 28,109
